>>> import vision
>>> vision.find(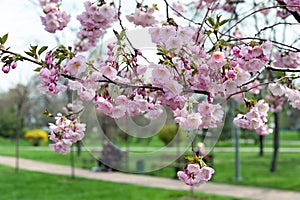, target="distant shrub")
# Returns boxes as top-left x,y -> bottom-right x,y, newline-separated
158,124 -> 182,146
24,129 -> 48,146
